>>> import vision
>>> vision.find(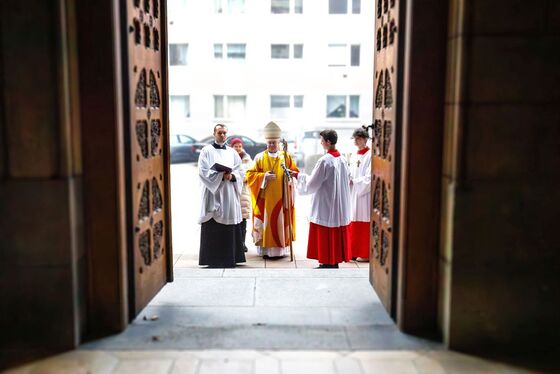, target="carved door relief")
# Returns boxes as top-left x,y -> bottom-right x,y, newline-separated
124,0 -> 172,315
370,0 -> 400,314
